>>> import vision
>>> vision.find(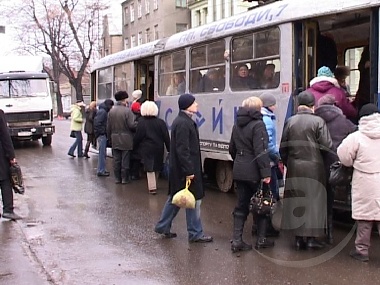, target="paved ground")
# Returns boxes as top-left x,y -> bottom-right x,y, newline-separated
1,119 -> 380,285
